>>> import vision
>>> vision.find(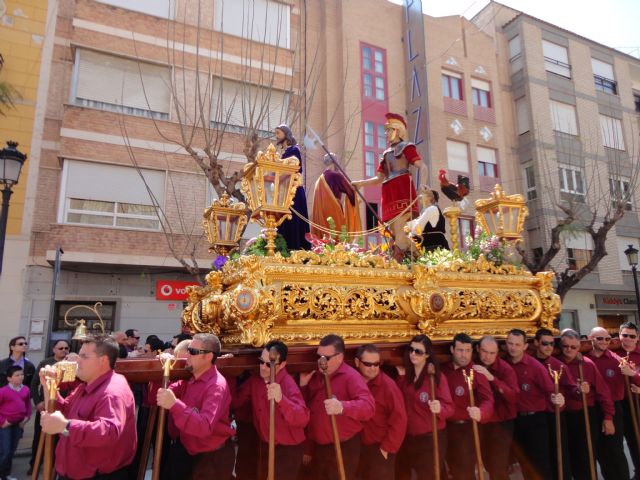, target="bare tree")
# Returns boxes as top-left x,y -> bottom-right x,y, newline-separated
517,118 -> 640,301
